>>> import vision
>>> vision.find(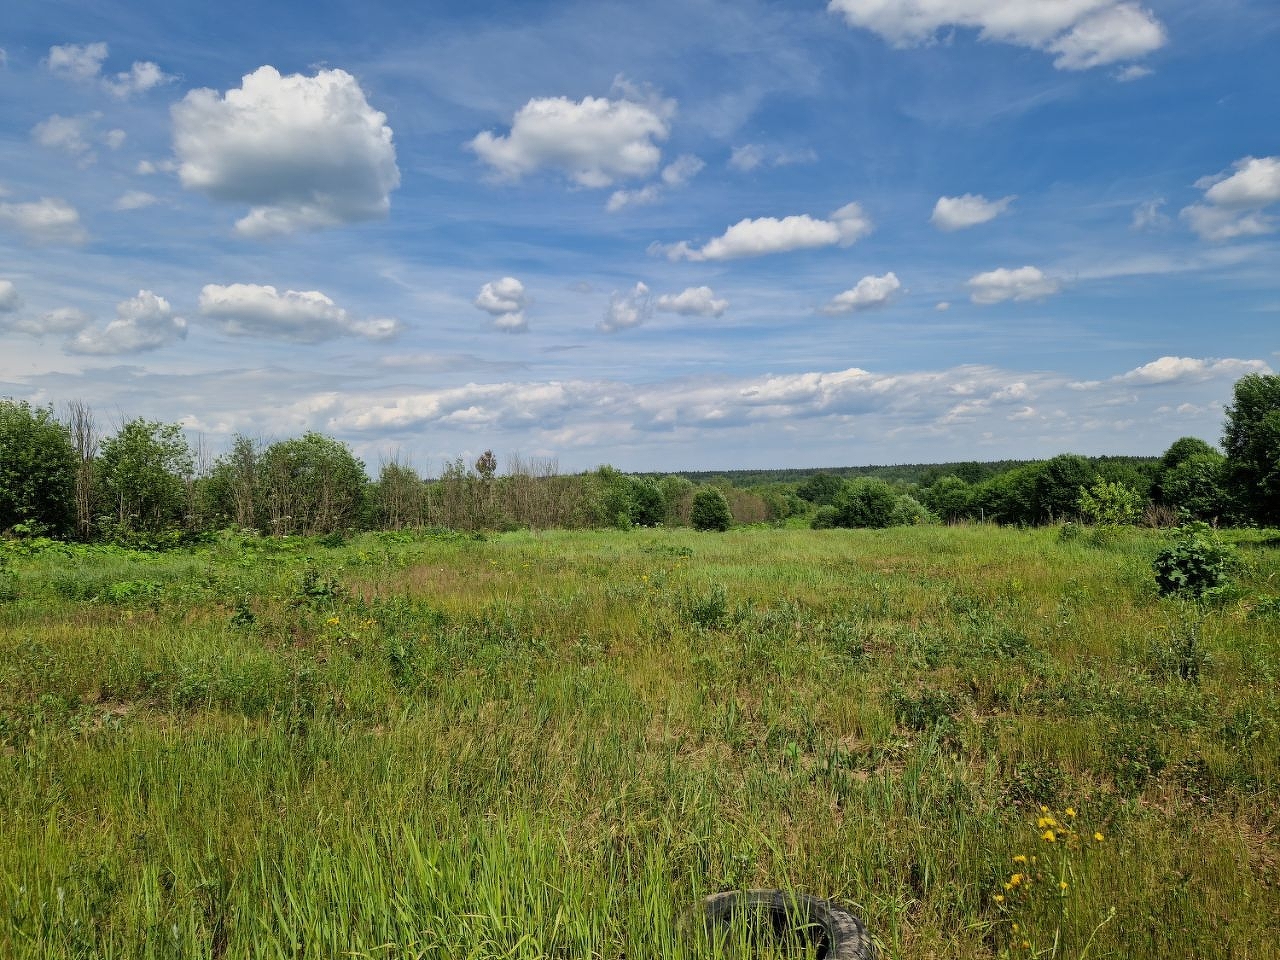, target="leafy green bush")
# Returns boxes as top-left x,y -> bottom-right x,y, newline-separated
690,487 -> 732,532
810,505 -> 838,529
1151,523 -> 1239,599
831,478 -> 898,528
1077,478 -> 1143,526
890,493 -> 935,526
